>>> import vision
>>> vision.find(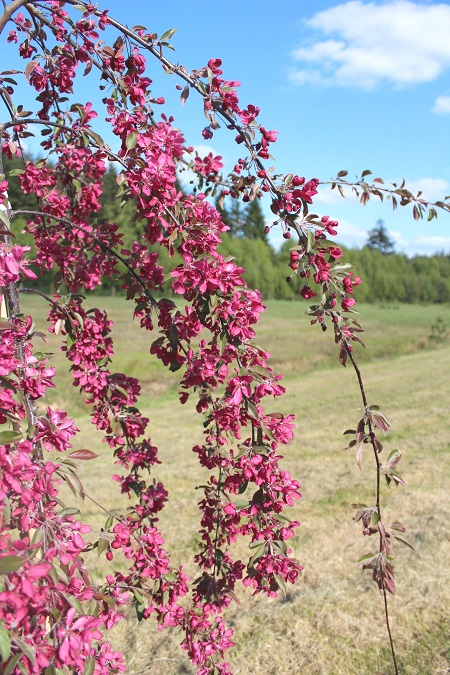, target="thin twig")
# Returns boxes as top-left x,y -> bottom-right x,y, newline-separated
341,335 -> 399,675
